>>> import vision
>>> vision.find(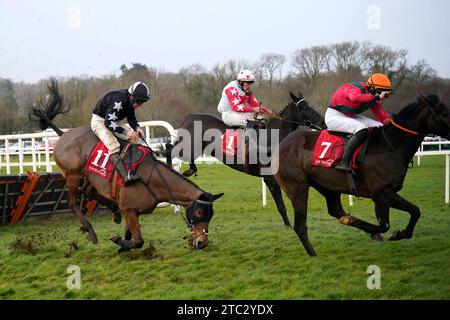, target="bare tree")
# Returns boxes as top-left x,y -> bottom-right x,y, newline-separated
257,53 -> 286,85
408,60 -> 437,84
291,45 -> 332,82
331,41 -> 365,73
